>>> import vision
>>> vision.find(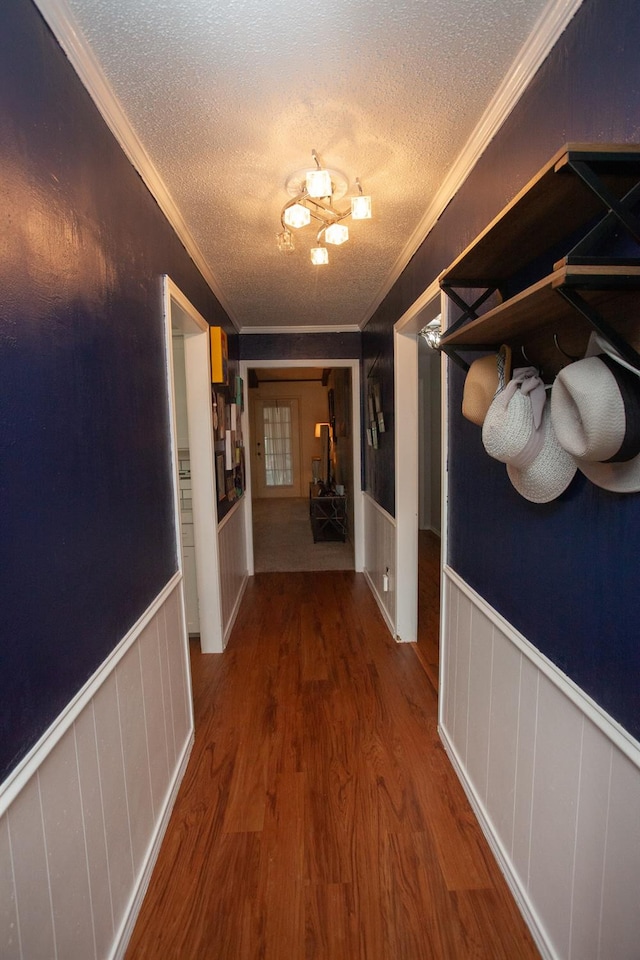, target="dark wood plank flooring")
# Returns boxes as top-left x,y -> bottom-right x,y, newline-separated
415,529 -> 441,691
126,567 -> 539,959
